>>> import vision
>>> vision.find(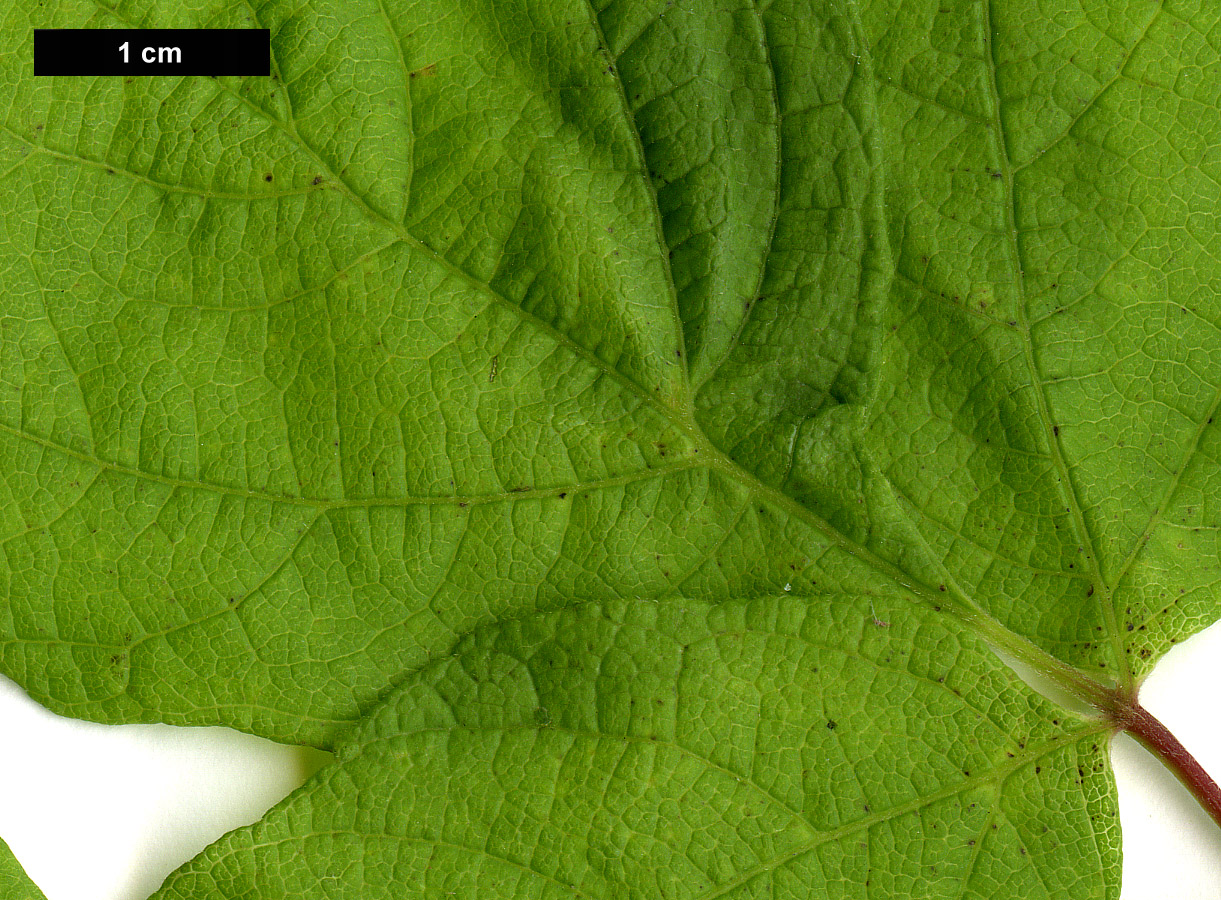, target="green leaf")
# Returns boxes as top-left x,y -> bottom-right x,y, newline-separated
151,596 -> 1116,899
0,0 -> 1216,896
0,838 -> 47,900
